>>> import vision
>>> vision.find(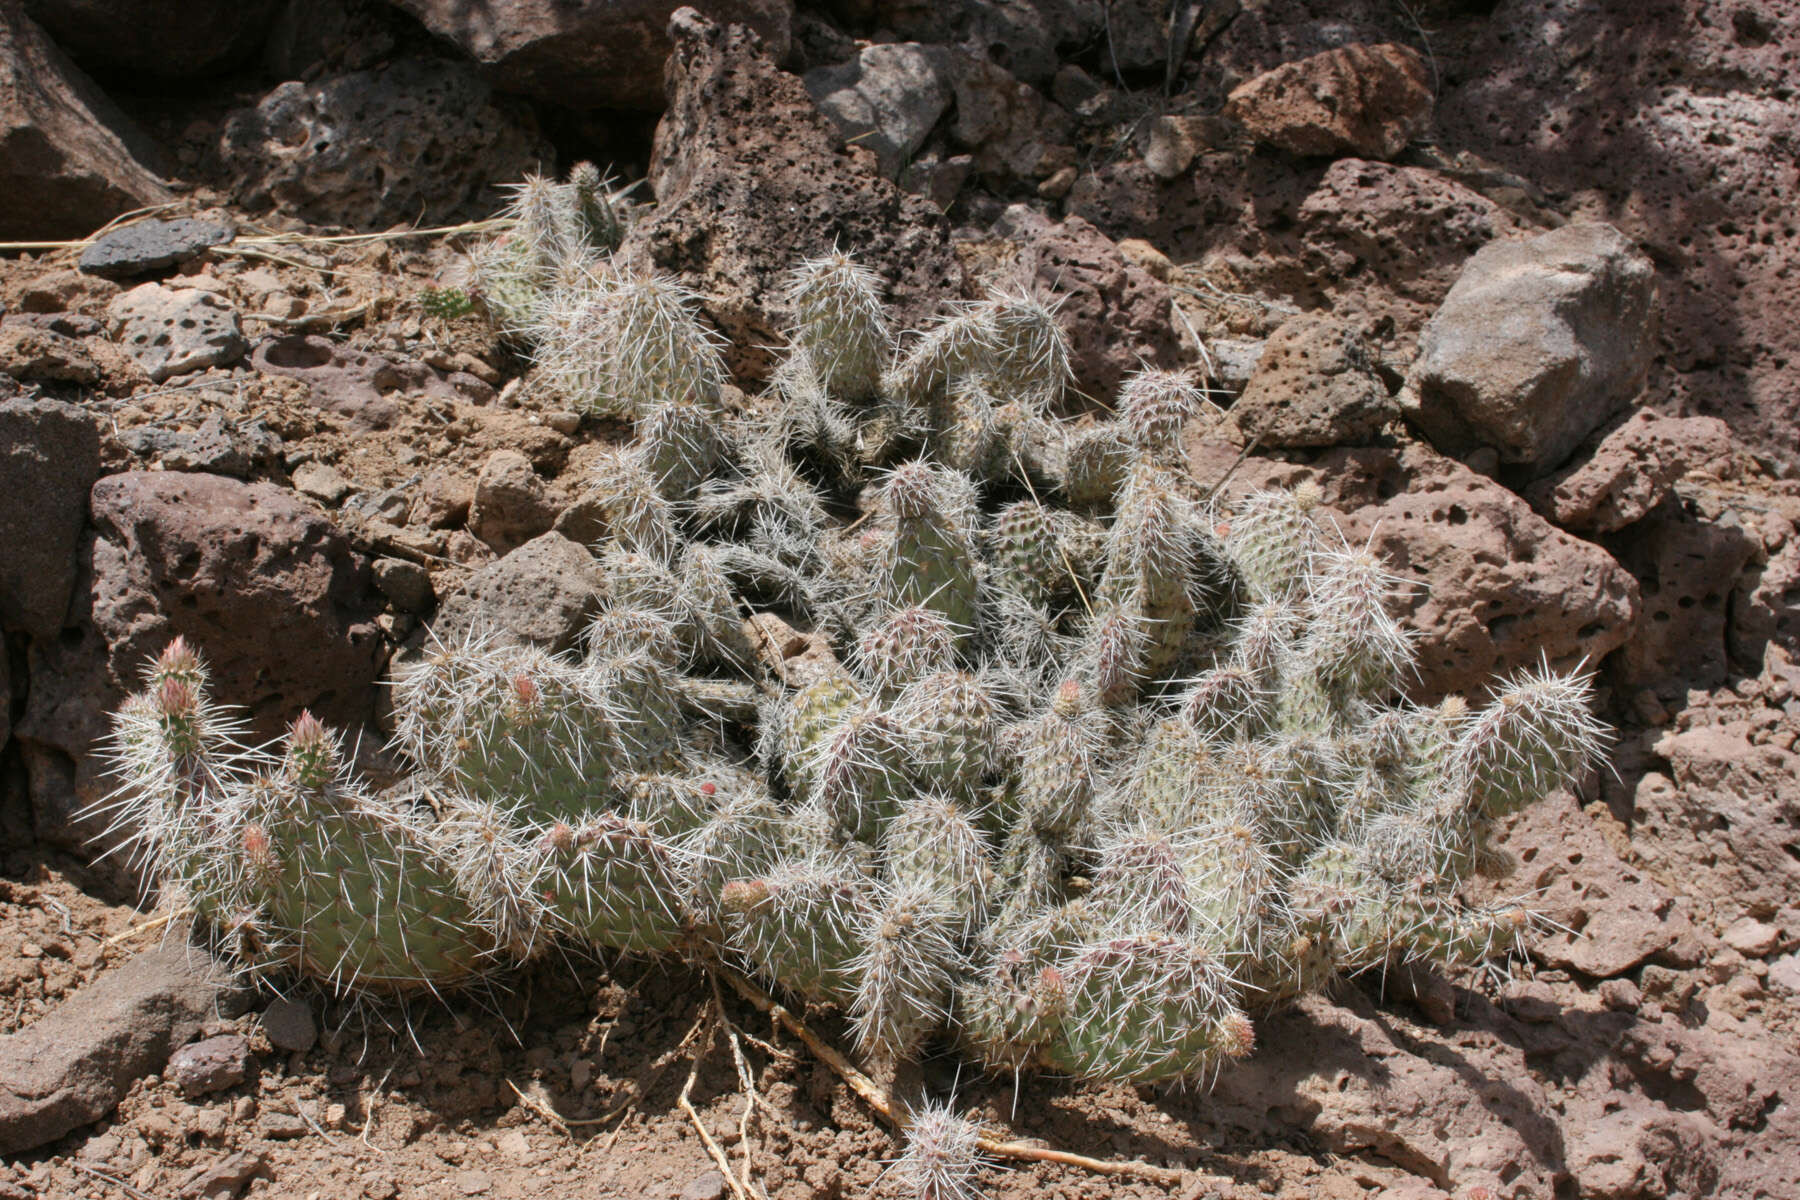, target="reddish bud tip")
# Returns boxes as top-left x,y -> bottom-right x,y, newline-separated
699,781 -> 717,796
